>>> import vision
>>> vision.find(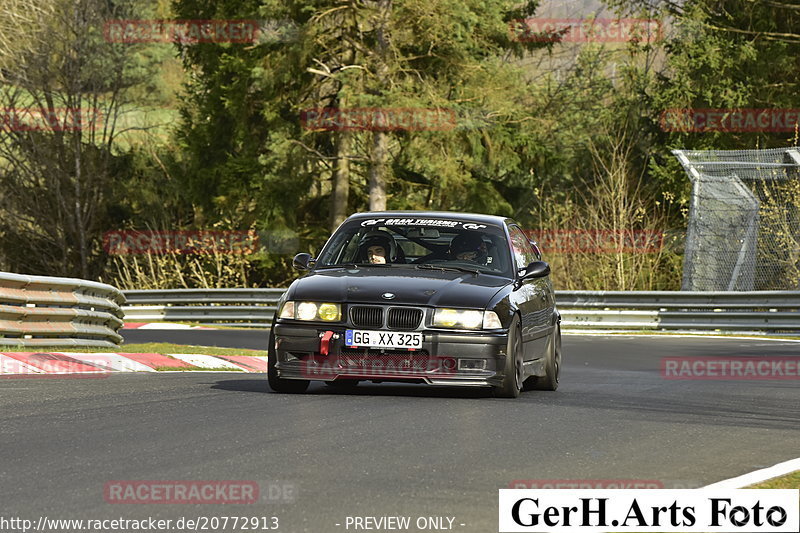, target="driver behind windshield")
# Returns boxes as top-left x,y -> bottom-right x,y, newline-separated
449,232 -> 488,265
356,232 -> 398,264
